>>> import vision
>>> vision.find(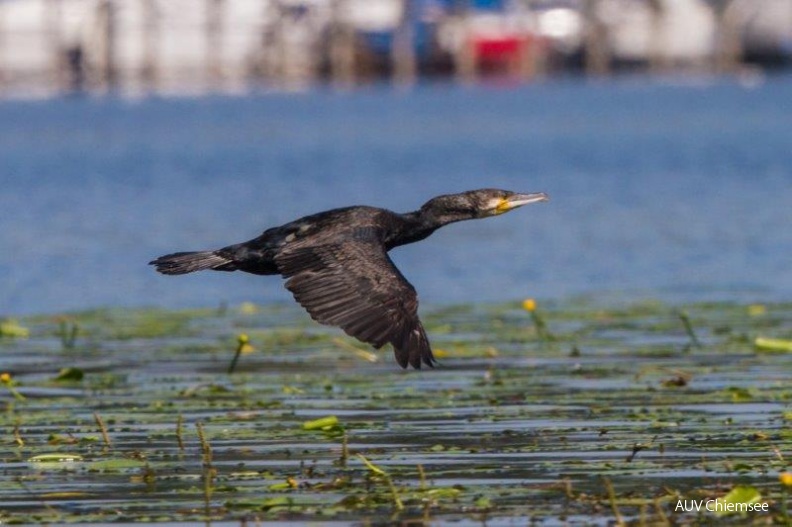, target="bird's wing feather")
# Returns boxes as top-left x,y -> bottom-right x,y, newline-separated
275,234 -> 435,369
